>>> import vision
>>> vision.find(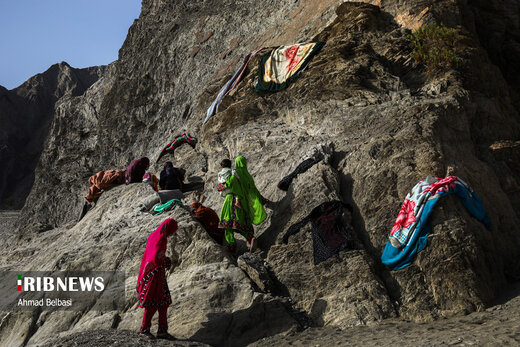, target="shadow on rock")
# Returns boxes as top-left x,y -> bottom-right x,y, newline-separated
257,185 -> 295,254
189,299 -> 299,347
